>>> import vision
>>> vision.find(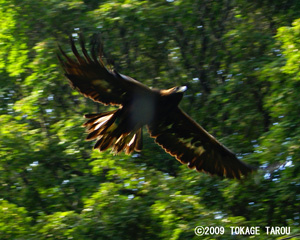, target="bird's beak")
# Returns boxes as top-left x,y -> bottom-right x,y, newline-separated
177,86 -> 187,92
